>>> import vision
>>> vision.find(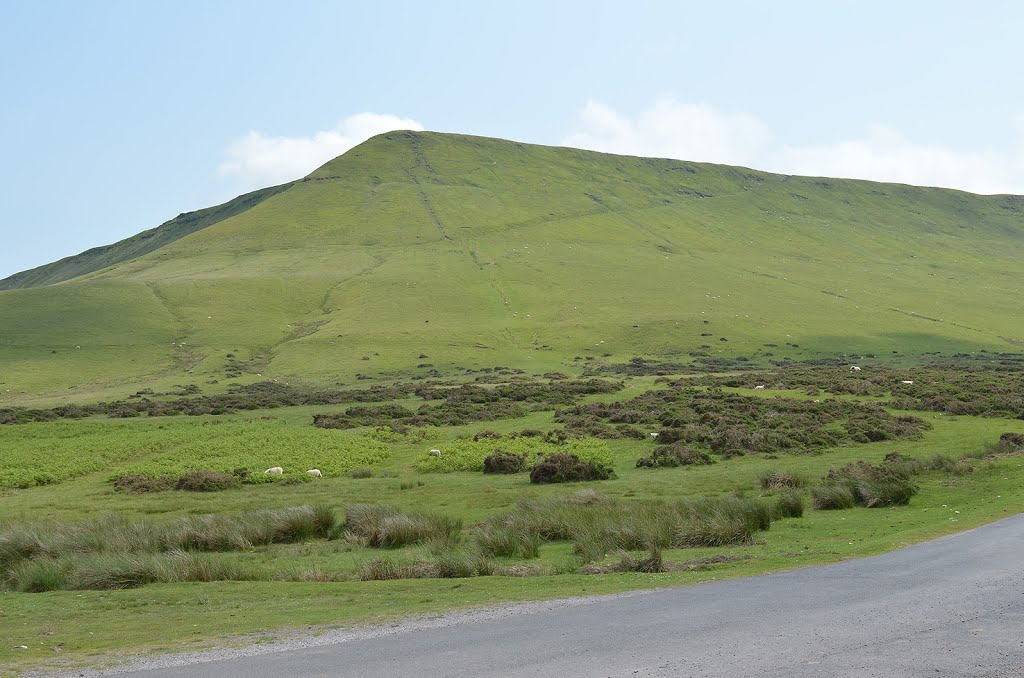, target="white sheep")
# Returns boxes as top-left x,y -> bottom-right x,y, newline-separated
306,469 -> 322,478
754,385 -> 765,390
429,449 -> 442,457
901,380 -> 914,385
264,466 -> 284,475
650,432 -> 659,439
850,365 -> 862,371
